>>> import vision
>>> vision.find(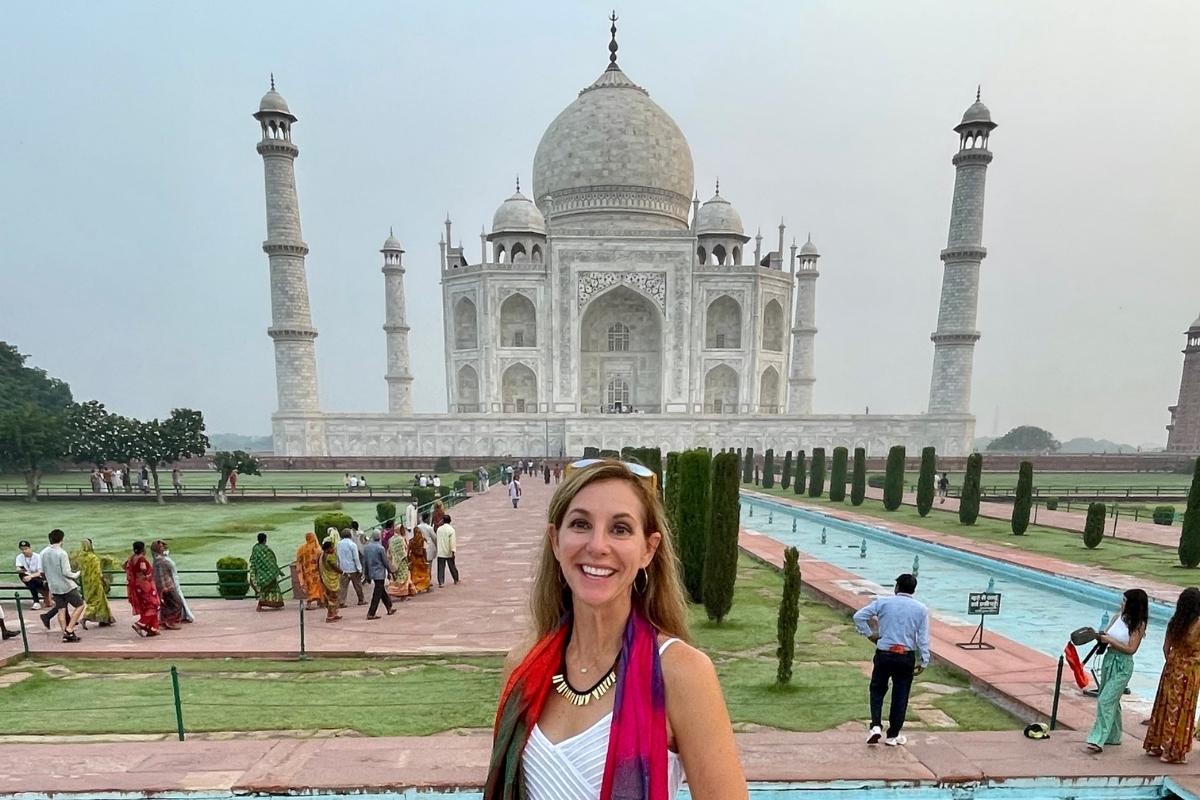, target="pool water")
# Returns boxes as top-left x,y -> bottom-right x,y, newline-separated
744,496 -> 1176,709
